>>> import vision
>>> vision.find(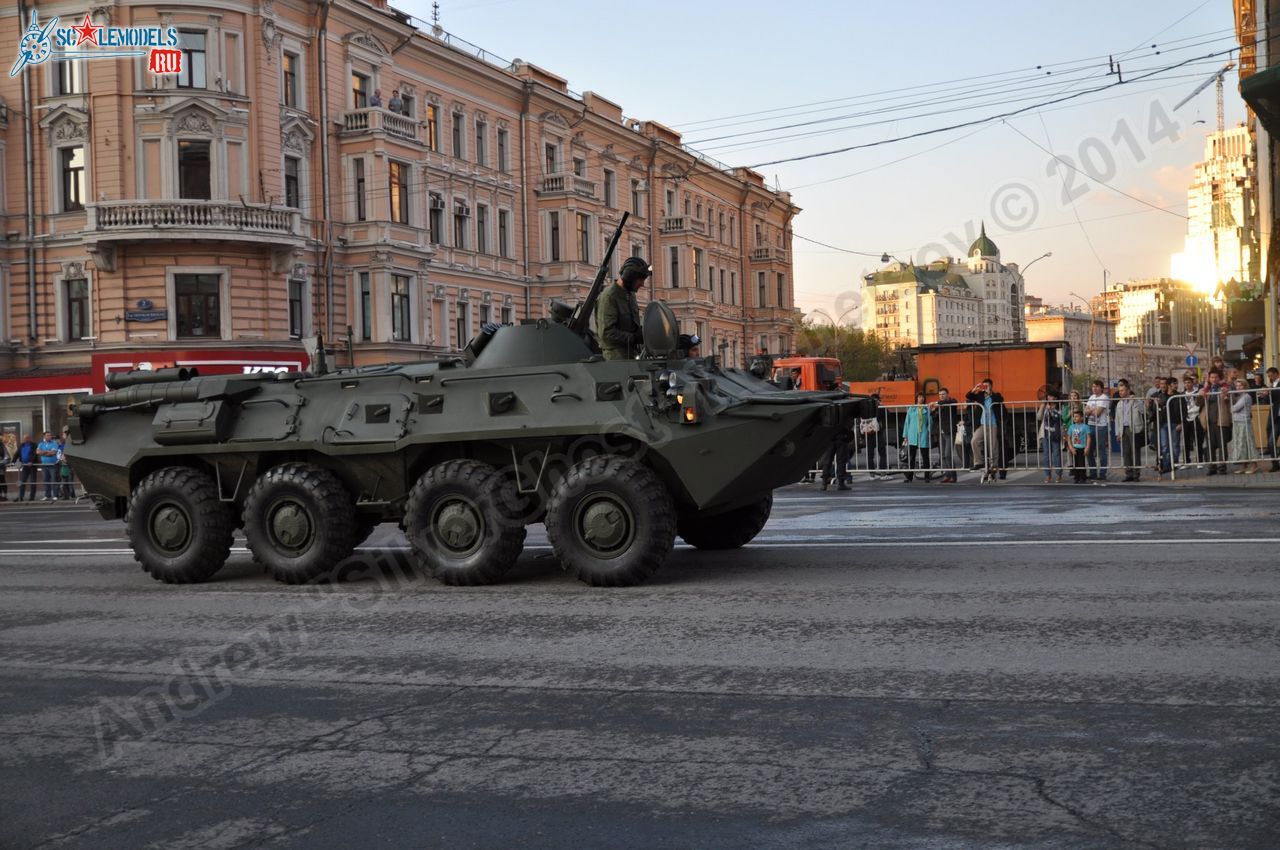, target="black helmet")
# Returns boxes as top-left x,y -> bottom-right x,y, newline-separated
620,256 -> 652,282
